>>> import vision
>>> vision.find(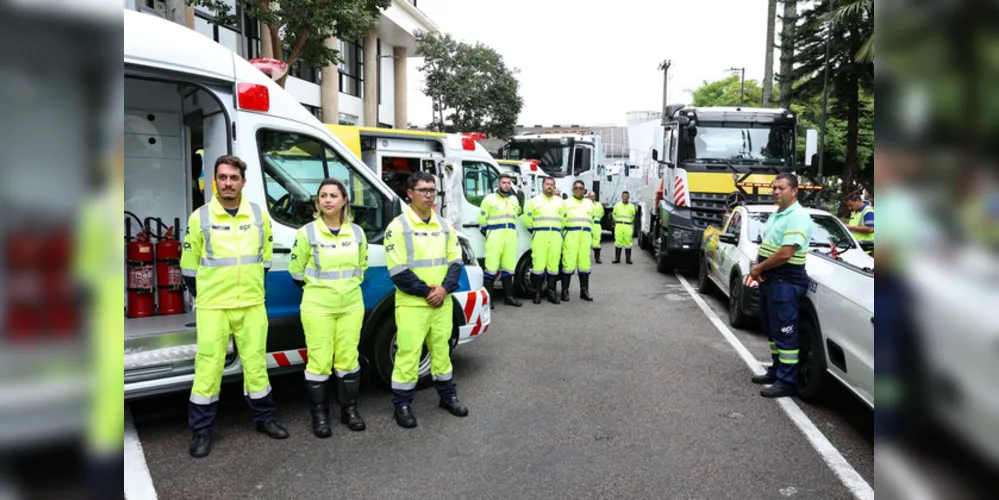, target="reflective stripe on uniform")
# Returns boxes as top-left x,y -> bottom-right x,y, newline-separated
432,371 -> 453,382
189,393 -> 219,405
392,380 -> 417,391
244,385 -> 273,399
778,349 -> 799,364
388,215 -> 452,276
198,204 -> 266,269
